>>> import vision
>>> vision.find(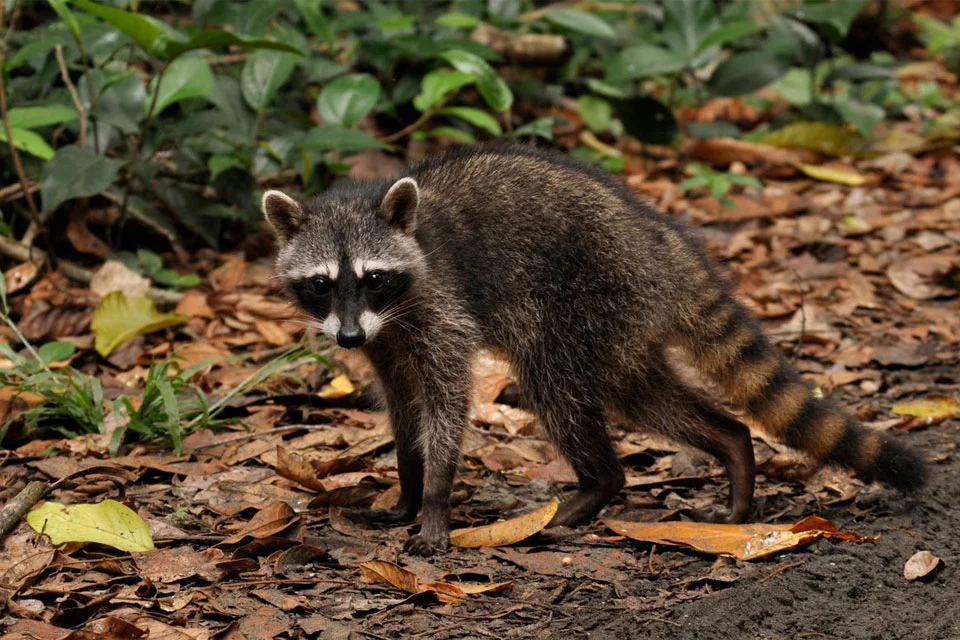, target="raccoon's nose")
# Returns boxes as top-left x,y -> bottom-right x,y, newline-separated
336,327 -> 366,348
